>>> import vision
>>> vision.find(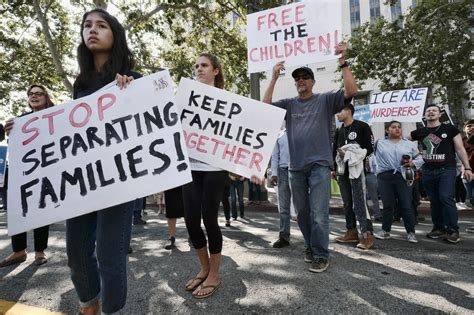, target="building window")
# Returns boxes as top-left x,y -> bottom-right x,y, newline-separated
350,0 -> 361,35
391,0 -> 402,21
369,0 -> 381,23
